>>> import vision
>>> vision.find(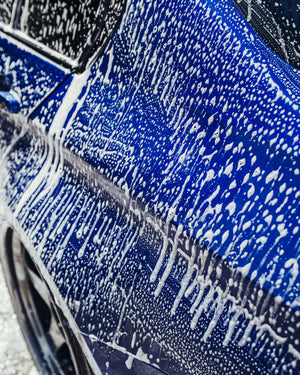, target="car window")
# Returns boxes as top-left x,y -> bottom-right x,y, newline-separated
20,0 -> 104,60
0,0 -> 125,70
0,0 -> 16,24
